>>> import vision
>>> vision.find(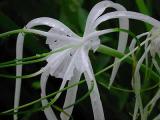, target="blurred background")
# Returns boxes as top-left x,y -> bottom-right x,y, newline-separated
0,0 -> 160,120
